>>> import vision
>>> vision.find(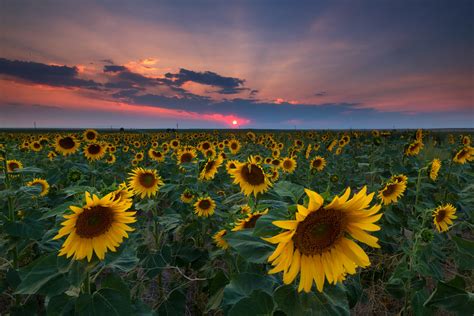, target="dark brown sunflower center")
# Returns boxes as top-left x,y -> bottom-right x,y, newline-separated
9,162 -> 19,170
153,151 -> 162,158
243,214 -> 263,229
88,144 -> 101,155
184,192 -> 193,199
180,152 -> 193,163
293,208 -> 344,255
457,149 -> 468,159
283,160 -> 293,169
86,132 -> 96,140
313,159 -> 322,167
202,143 -> 211,150
139,173 -> 156,188
59,137 -> 75,149
383,183 -> 397,197
228,163 -> 236,169
75,206 -> 114,238
231,143 -> 238,150
198,199 -> 211,210
241,163 -> 265,185
34,143 -> 41,148
436,210 -> 446,222
272,160 -> 280,166
172,141 -> 178,146
205,160 -> 216,172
